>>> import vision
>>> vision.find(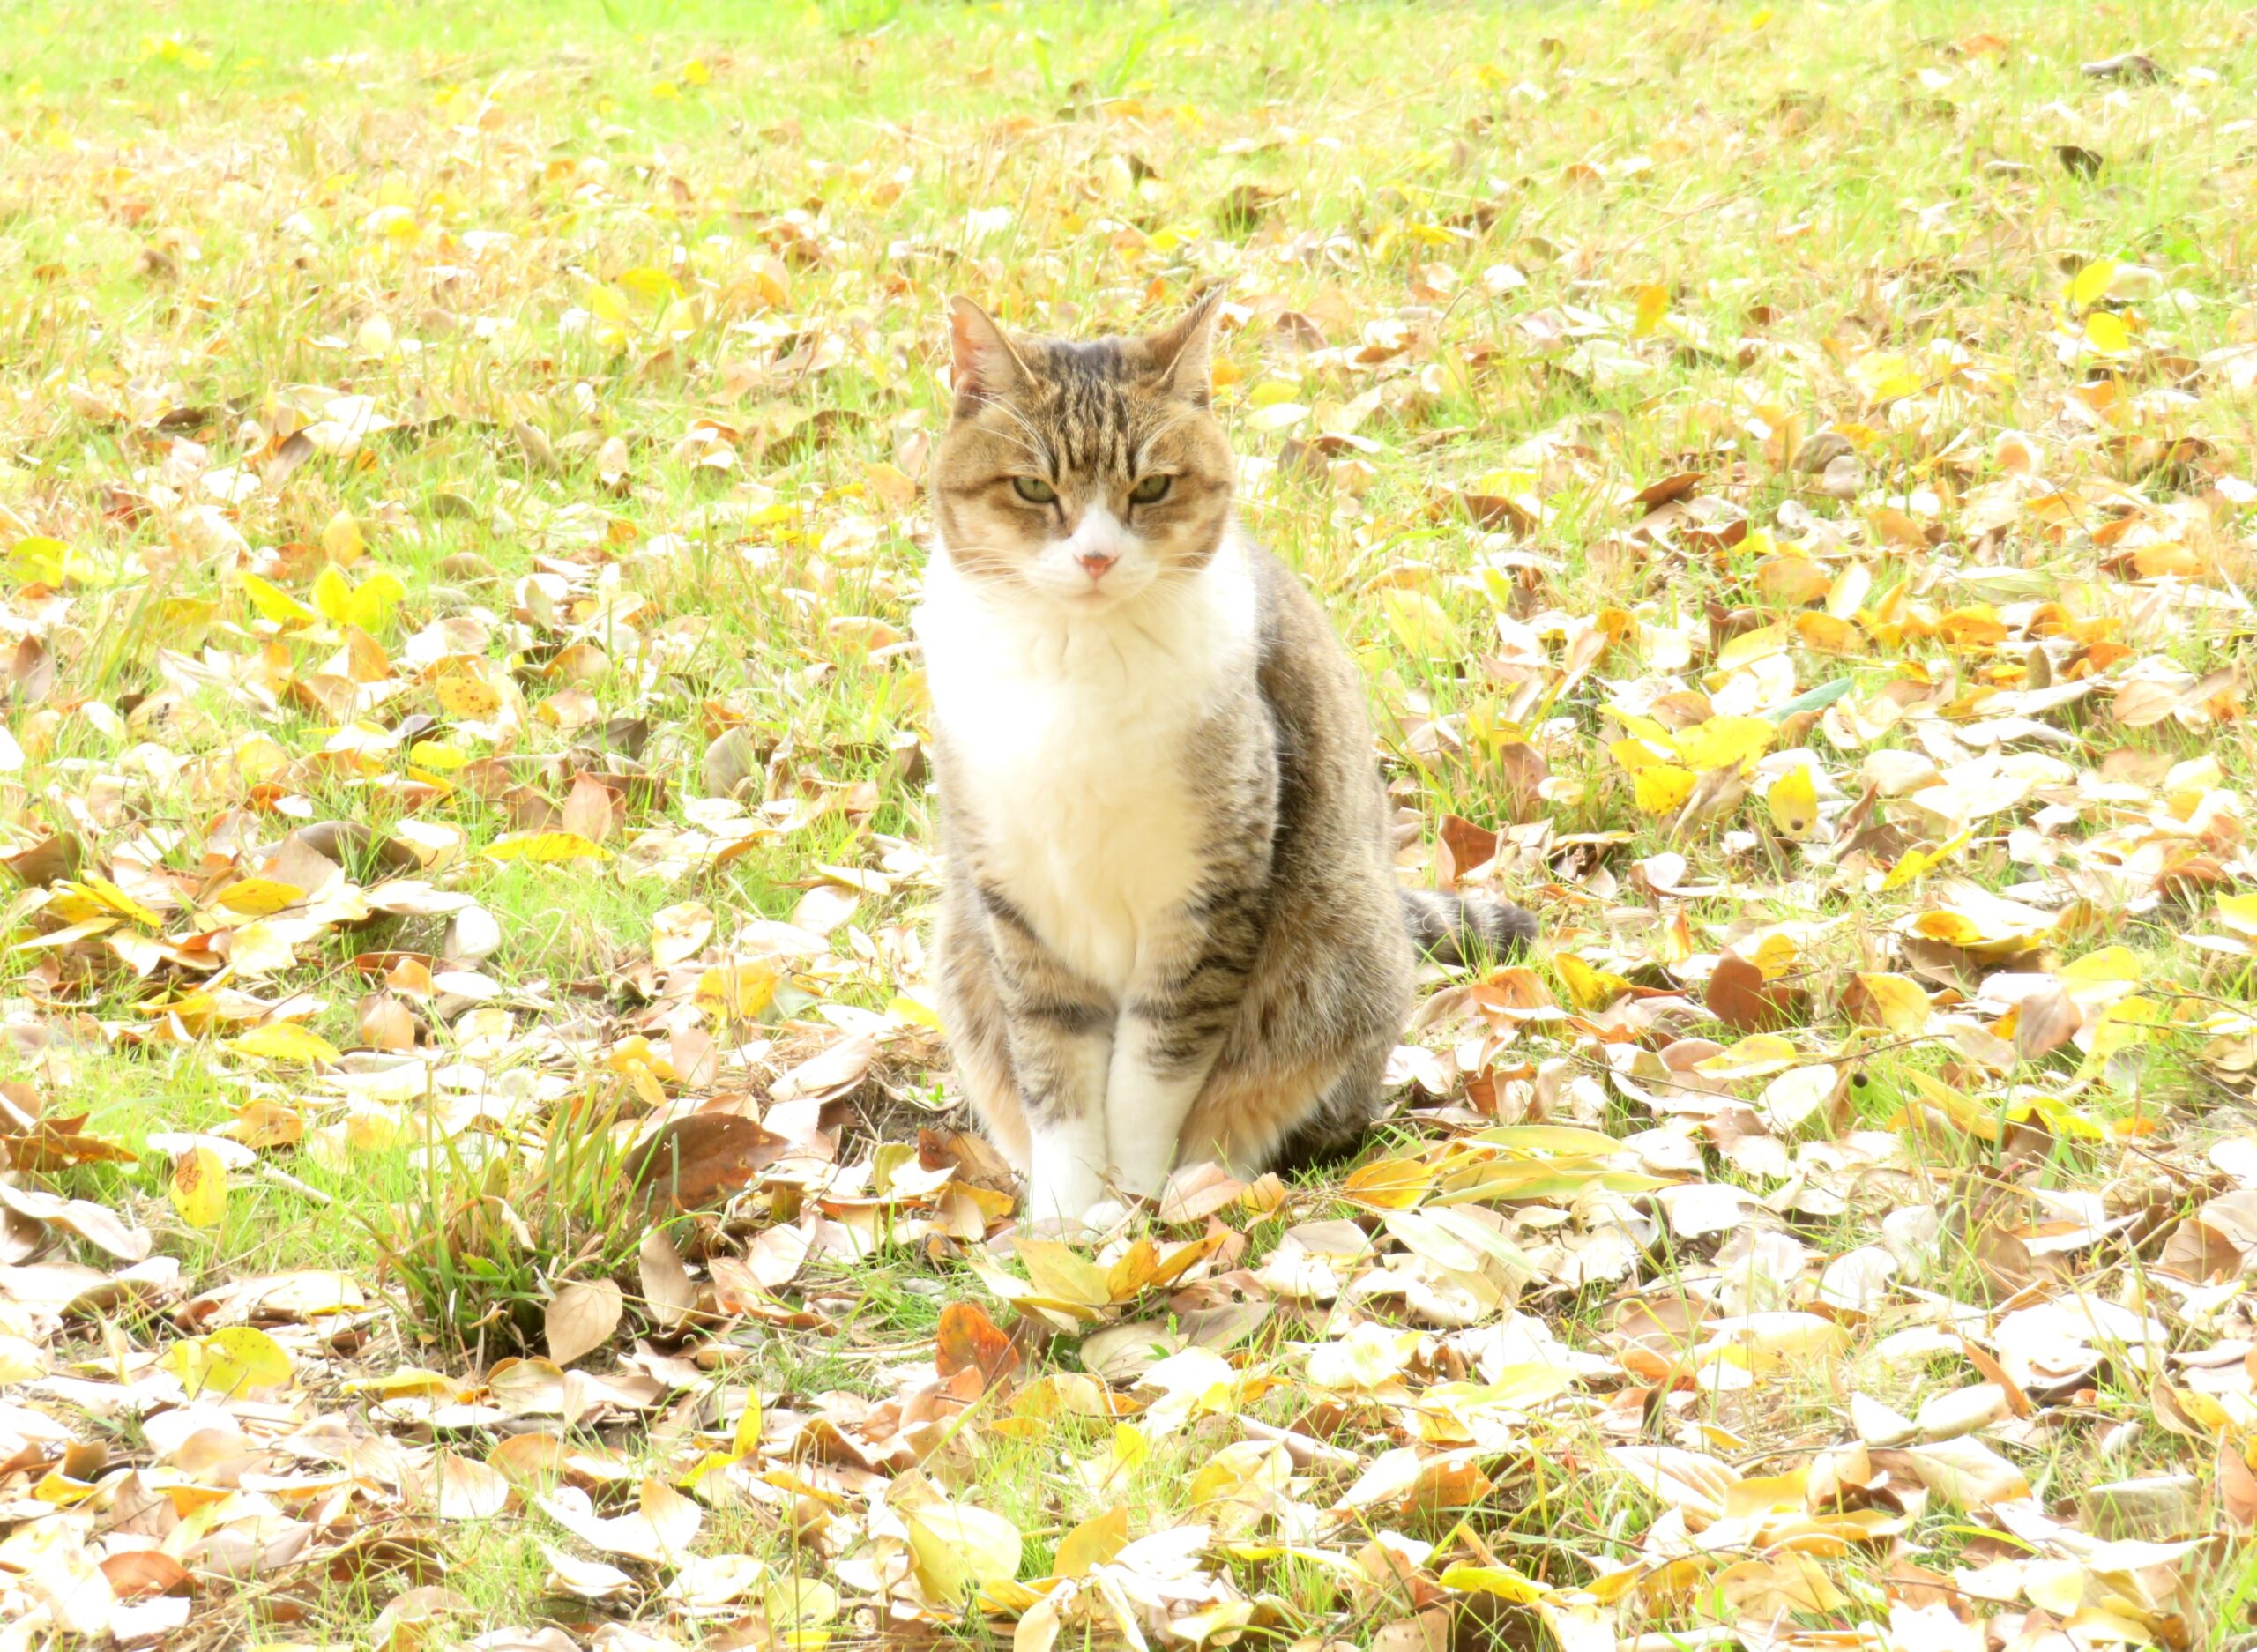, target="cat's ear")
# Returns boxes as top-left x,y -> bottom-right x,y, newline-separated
946,296 -> 1029,412
1146,286 -> 1226,406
